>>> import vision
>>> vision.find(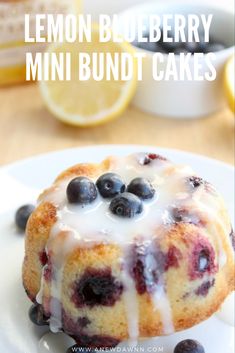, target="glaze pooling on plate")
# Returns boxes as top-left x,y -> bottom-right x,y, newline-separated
22,152 -> 235,348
